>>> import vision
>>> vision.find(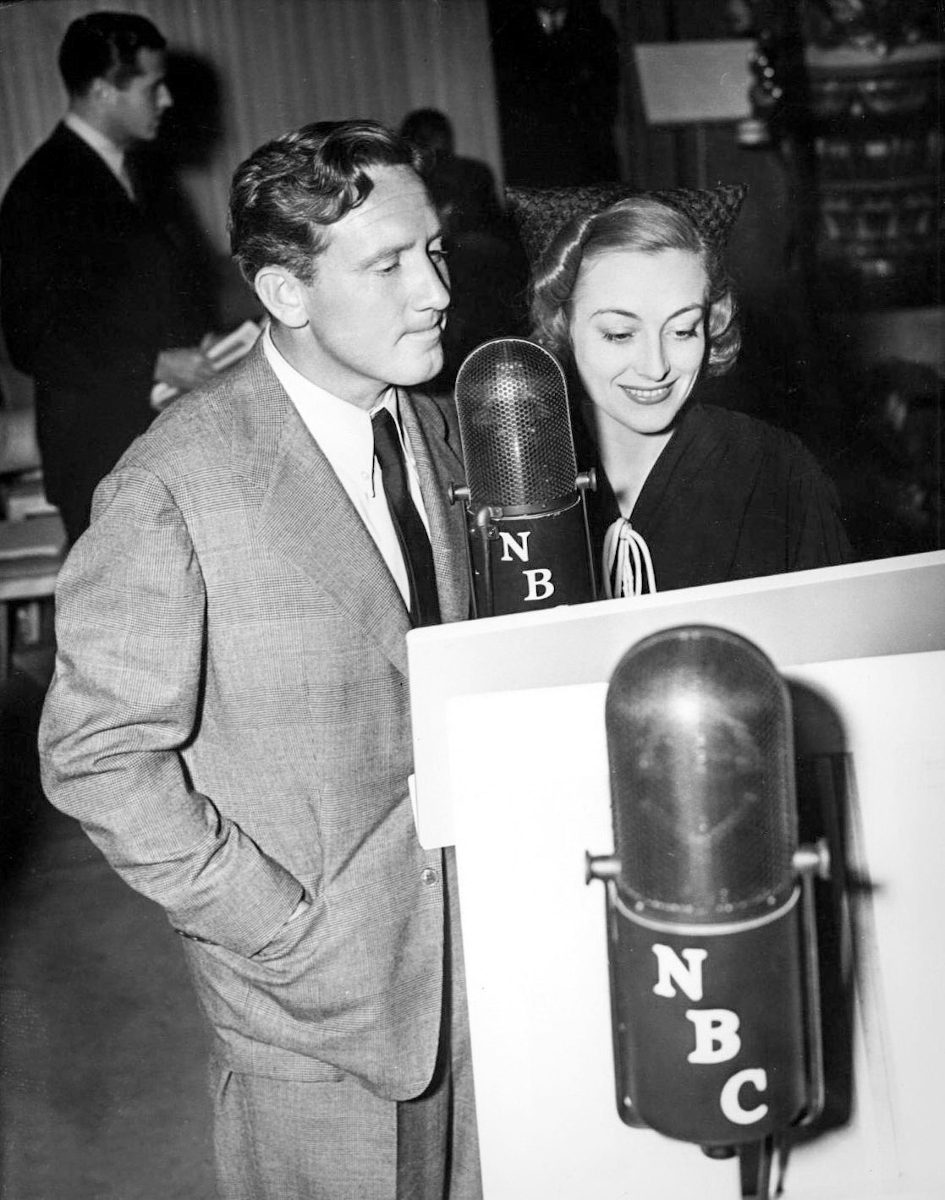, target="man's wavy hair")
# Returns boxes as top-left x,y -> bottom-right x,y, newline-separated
58,12 -> 166,97
229,120 -> 424,286
529,196 -> 741,378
